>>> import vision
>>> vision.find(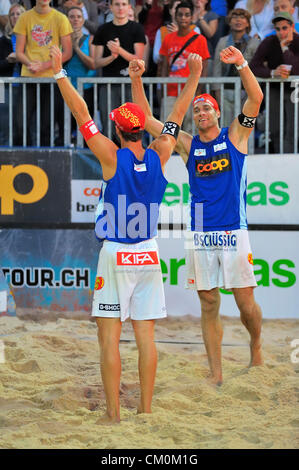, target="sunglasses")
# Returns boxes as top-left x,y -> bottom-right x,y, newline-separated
275,25 -> 291,31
